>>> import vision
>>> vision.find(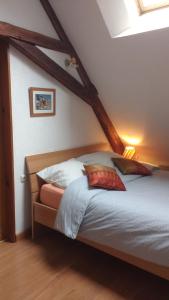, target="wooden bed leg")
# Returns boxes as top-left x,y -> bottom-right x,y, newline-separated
32,202 -> 41,240
32,221 -> 45,240
31,205 -> 35,239
32,203 -> 41,240
31,221 -> 36,240
32,221 -> 41,239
